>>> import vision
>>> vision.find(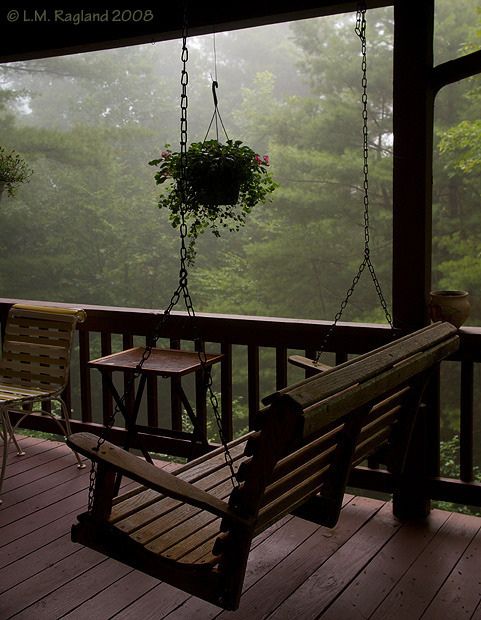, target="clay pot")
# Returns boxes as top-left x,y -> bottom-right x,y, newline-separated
428,290 -> 470,328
